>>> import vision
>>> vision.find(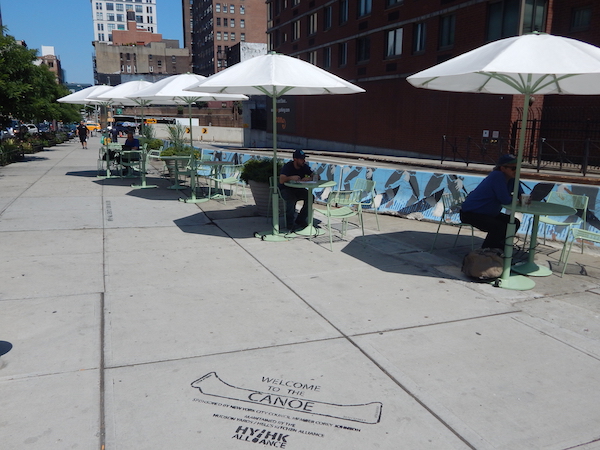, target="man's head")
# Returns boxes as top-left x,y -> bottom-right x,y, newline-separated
496,154 -> 518,178
127,131 -> 134,138
292,149 -> 307,168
